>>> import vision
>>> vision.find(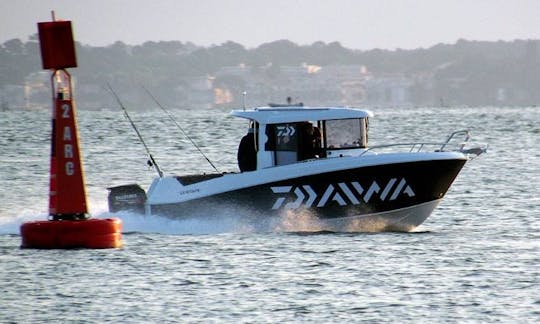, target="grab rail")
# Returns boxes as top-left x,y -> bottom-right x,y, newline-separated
357,130 -> 486,157
358,142 -> 451,157
440,130 -> 470,152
